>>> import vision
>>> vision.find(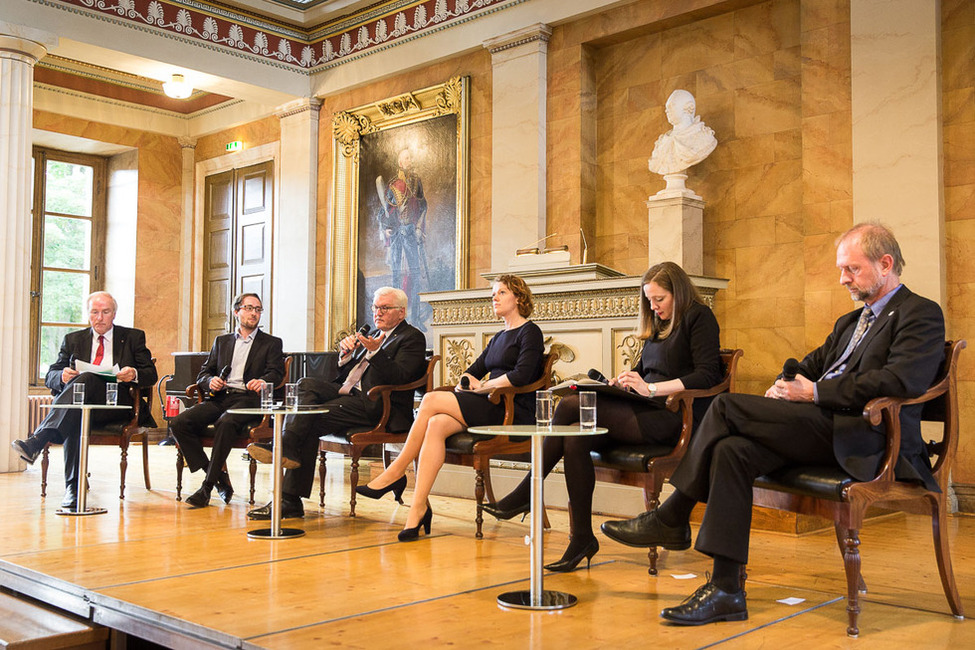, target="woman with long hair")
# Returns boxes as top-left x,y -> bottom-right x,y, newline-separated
356,274 -> 545,541
483,262 -> 722,570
